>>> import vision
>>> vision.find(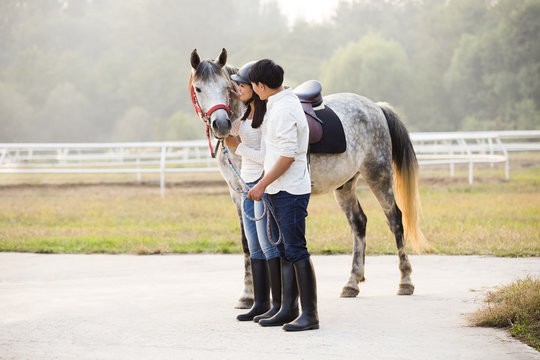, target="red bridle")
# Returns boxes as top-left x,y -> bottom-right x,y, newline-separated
190,85 -> 232,157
